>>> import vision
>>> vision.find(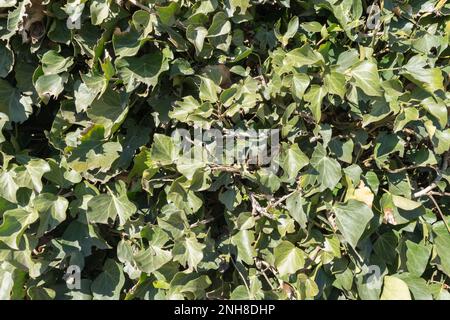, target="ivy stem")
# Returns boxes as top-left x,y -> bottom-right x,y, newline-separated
378,67 -> 402,72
